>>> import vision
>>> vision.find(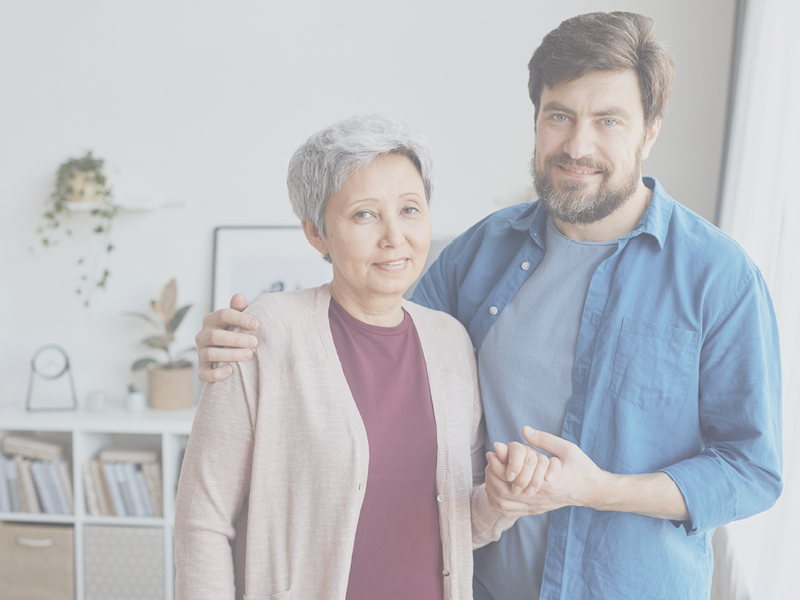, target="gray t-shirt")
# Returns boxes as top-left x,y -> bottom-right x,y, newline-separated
474,215 -> 617,600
